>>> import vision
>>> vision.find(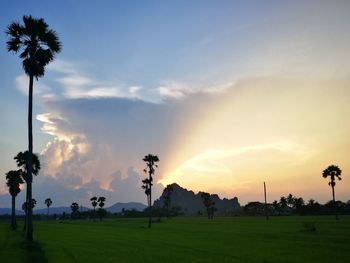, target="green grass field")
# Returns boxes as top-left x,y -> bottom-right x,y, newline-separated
1,216 -> 349,262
